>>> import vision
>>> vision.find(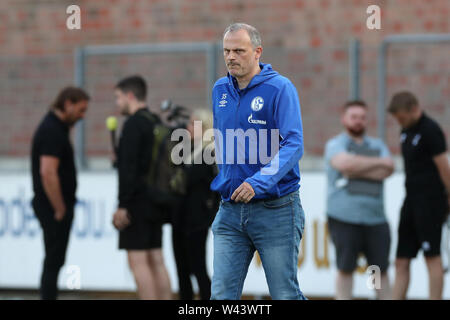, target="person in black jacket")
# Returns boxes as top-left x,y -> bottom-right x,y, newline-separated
171,108 -> 219,300
31,87 -> 89,299
112,76 -> 172,300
